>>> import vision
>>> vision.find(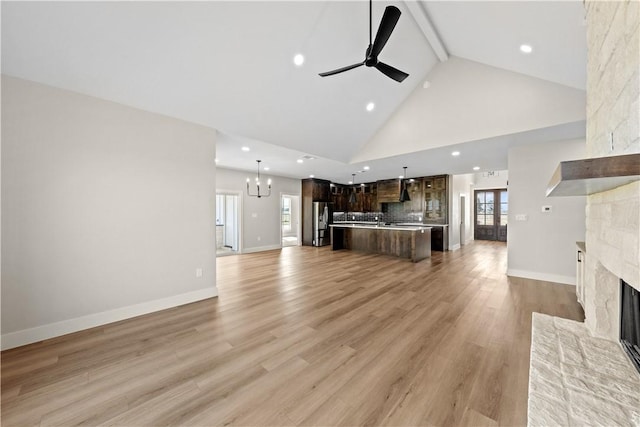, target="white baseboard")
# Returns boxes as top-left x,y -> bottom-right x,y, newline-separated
242,244 -> 282,254
1,287 -> 218,351
507,269 -> 575,286
449,243 -> 461,251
